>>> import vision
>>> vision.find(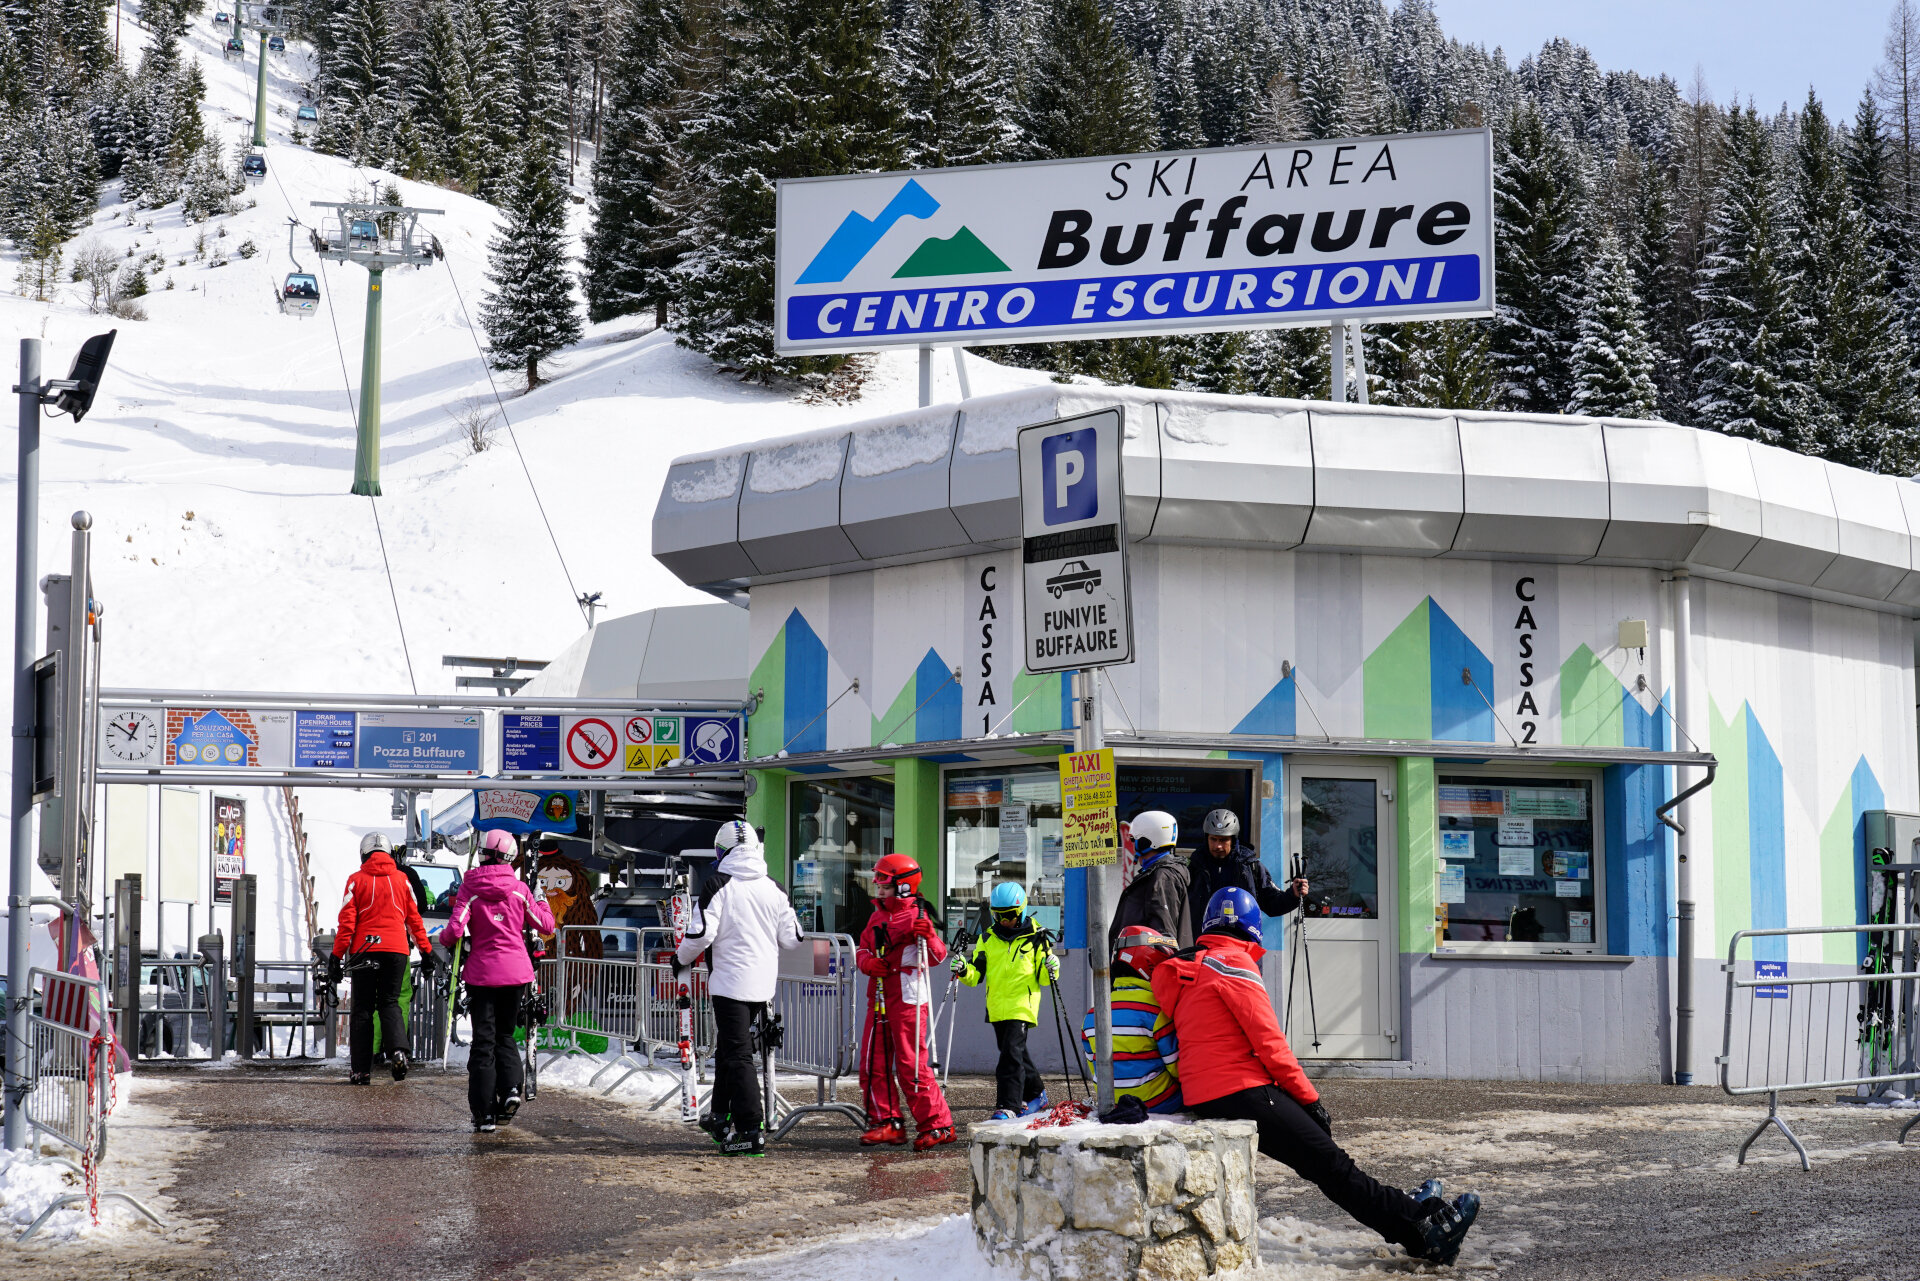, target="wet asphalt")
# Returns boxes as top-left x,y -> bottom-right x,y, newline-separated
5,1064 -> 1918,1280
